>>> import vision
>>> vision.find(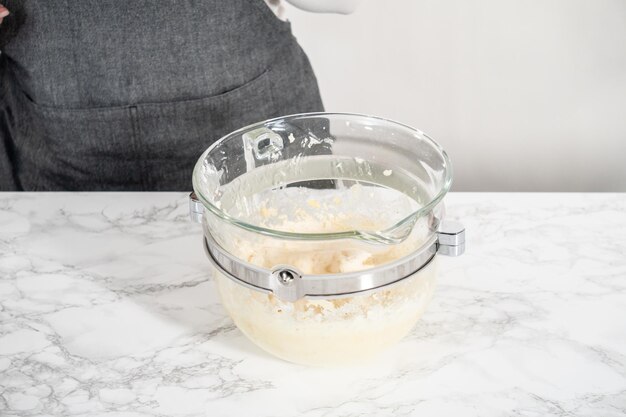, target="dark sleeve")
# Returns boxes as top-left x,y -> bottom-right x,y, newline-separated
1,4 -> 24,190
0,57 -> 19,191
0,108 -> 19,191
